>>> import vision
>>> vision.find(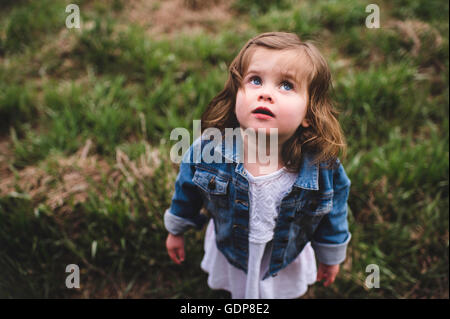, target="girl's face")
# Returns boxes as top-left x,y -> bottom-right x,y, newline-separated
235,47 -> 310,144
